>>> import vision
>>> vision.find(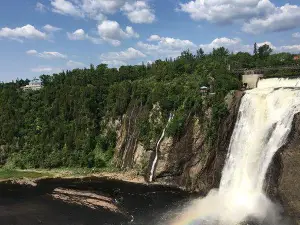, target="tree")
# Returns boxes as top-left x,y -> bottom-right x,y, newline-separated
258,44 -> 273,59
196,48 -> 205,60
253,43 -> 258,56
